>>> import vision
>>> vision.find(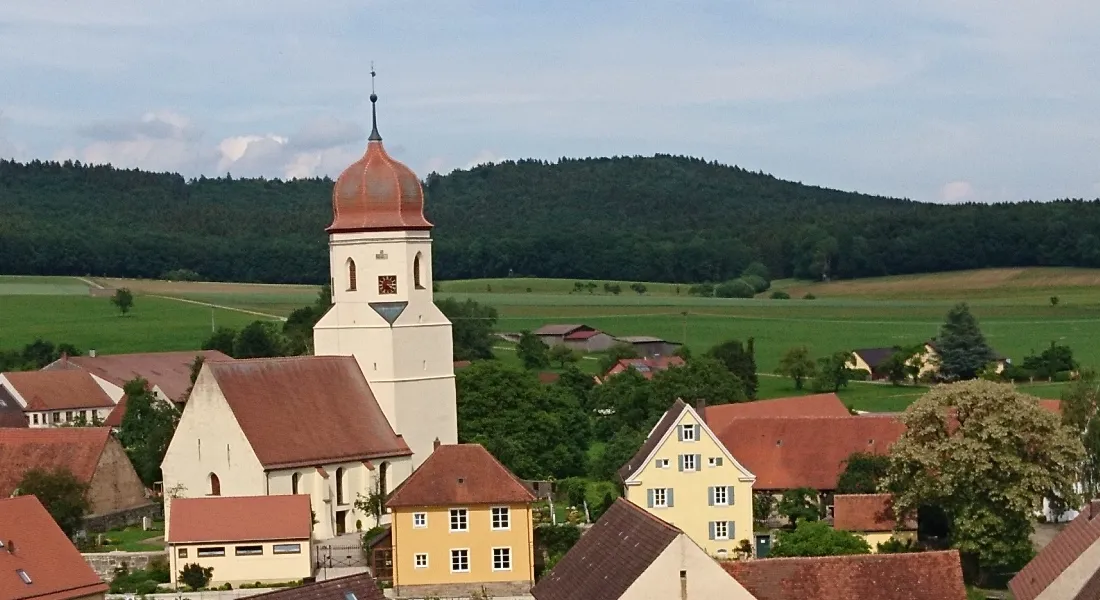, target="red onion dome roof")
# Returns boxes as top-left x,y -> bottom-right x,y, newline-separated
327,94 -> 432,233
